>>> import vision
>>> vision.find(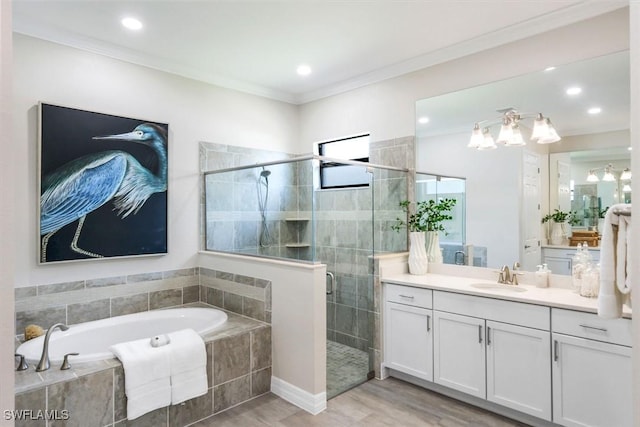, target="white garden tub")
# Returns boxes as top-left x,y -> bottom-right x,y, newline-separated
17,307 -> 227,363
